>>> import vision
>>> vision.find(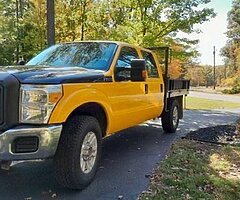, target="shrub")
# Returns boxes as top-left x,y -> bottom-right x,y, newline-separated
222,76 -> 240,94
222,84 -> 240,94
222,77 -> 235,87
